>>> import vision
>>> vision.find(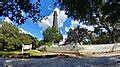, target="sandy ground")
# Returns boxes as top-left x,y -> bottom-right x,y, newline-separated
86,51 -> 120,57
47,51 -> 120,58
